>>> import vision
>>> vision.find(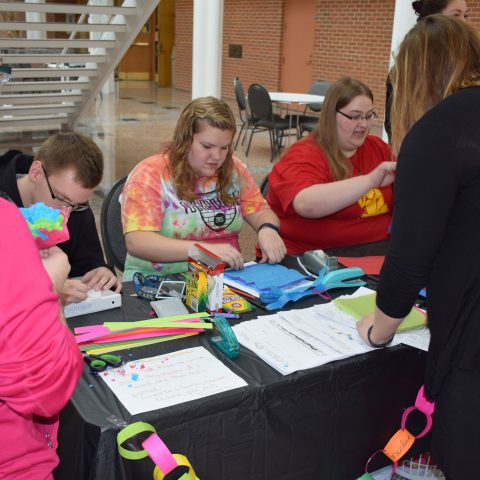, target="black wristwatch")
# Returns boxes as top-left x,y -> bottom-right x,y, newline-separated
258,222 -> 280,234
367,325 -> 394,348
